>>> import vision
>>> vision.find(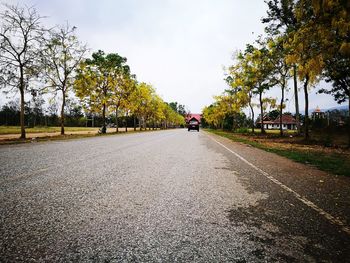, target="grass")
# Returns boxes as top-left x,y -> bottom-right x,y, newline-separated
0,126 -> 98,135
0,126 -> 164,145
206,129 -> 350,177
245,128 -> 297,135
